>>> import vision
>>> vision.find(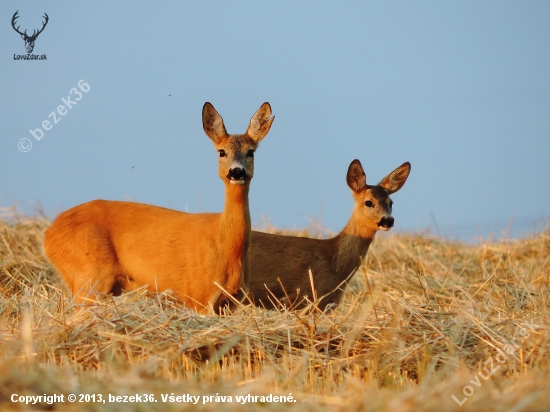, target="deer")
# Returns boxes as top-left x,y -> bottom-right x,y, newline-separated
44,102 -> 274,313
248,159 -> 410,311
11,11 -> 49,54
